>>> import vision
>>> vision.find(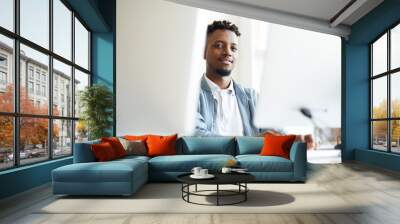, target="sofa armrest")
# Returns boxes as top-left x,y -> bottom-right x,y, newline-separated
73,140 -> 100,163
289,142 -> 307,181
